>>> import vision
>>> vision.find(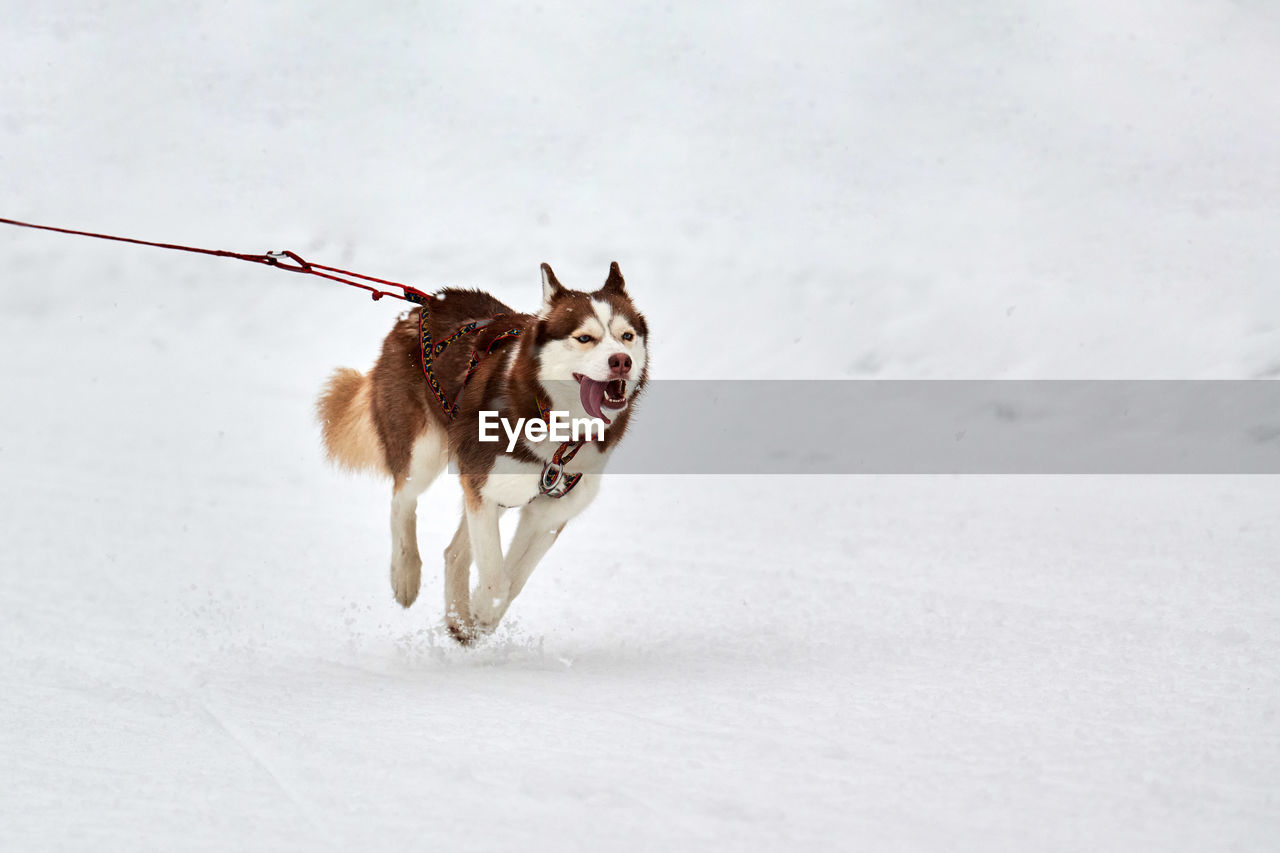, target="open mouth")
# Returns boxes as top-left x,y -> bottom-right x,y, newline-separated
573,374 -> 629,424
